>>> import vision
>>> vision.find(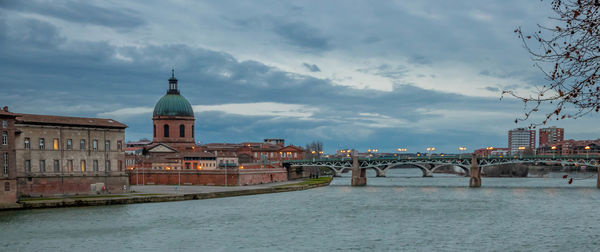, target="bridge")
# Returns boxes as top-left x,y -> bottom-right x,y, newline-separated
283,155 -> 600,187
